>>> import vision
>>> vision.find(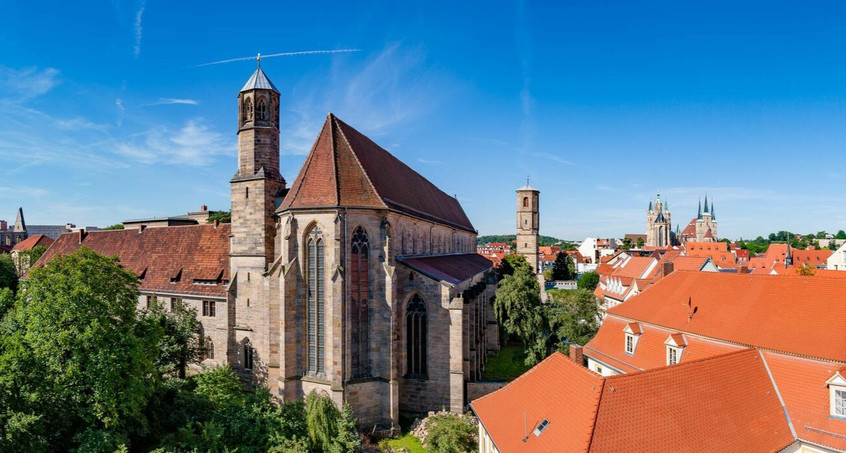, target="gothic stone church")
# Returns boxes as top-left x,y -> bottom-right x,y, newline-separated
37,64 -> 499,427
